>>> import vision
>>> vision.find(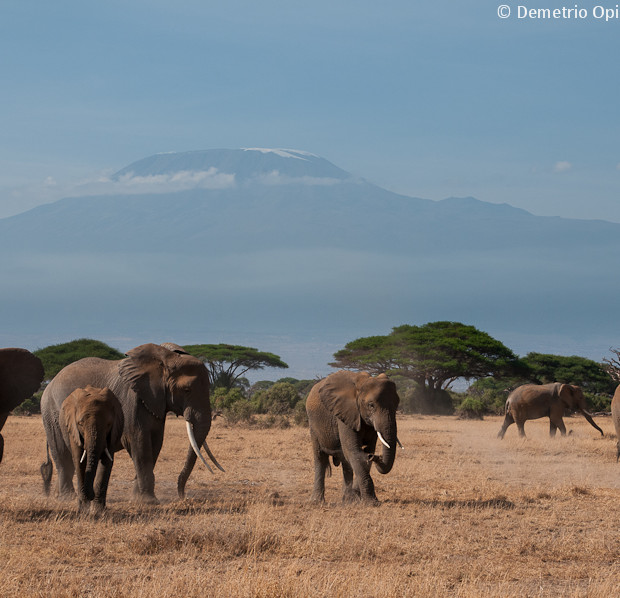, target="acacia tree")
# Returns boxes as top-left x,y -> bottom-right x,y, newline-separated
331,322 -> 526,413
183,344 -> 288,390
